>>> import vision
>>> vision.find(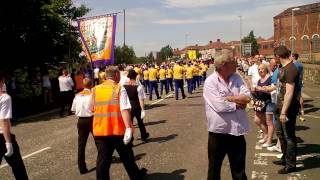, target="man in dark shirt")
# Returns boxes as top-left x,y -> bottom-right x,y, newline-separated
273,46 -> 300,174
